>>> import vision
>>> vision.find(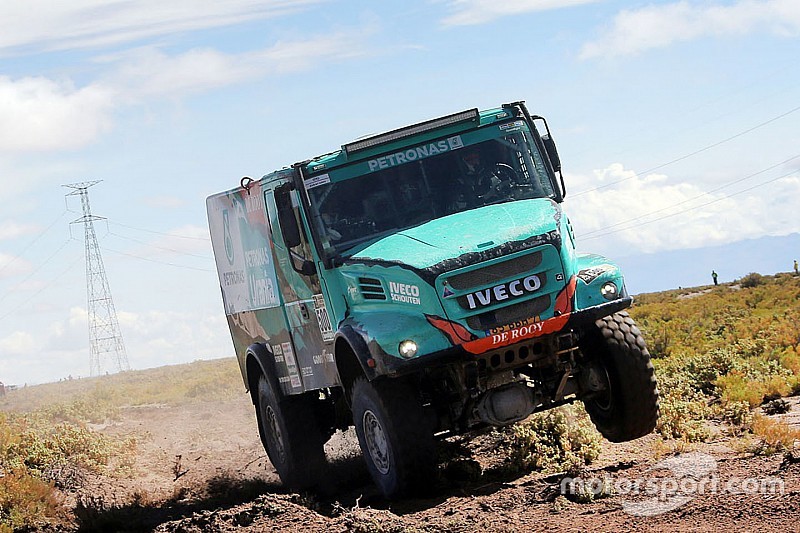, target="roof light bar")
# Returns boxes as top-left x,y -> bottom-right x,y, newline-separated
343,108 -> 479,155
